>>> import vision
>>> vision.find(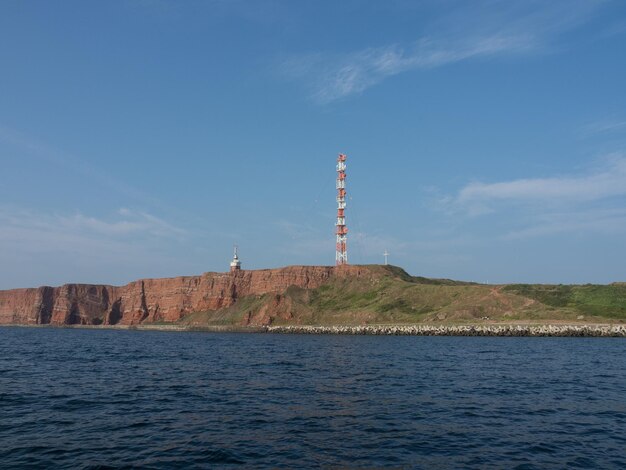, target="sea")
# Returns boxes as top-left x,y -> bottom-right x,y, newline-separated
1,327 -> 625,469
